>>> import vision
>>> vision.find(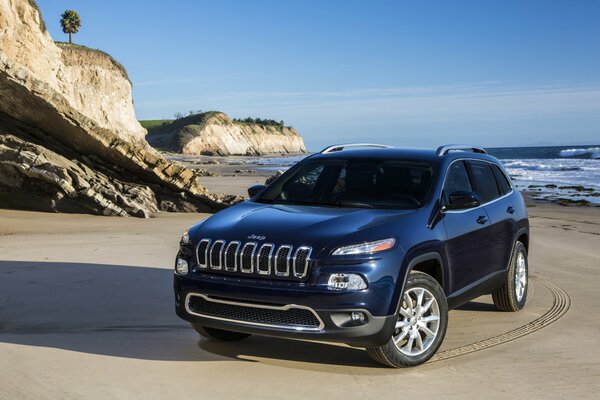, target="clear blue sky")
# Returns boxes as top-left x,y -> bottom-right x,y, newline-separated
38,0 -> 600,150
